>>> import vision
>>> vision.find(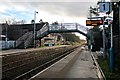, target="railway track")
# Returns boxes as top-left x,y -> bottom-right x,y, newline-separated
2,45 -> 80,80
